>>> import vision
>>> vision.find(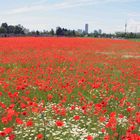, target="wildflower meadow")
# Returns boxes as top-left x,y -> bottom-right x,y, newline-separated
0,37 -> 140,140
